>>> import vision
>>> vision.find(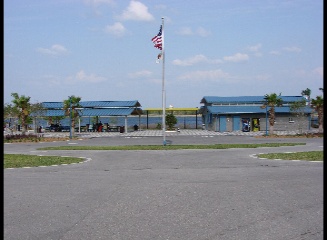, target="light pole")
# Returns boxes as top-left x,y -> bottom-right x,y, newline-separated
264,96 -> 268,136
69,96 -> 72,139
